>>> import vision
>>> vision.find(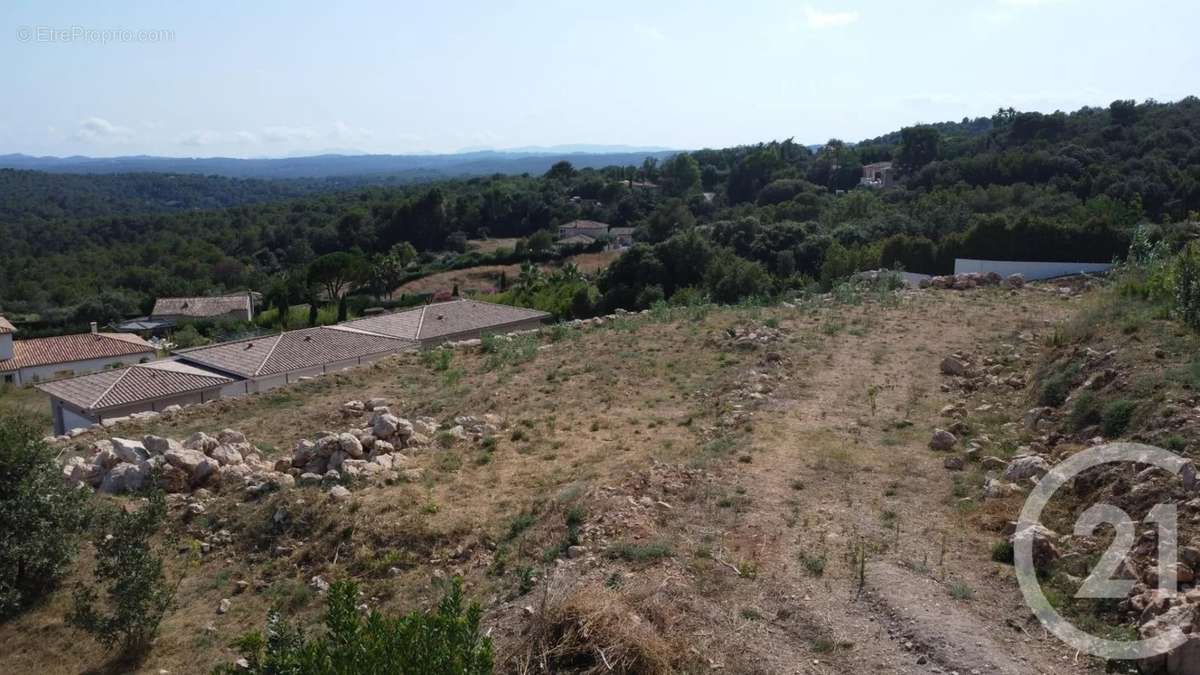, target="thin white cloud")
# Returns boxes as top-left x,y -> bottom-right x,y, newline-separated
331,121 -> 372,142
74,117 -> 134,143
262,125 -> 319,143
179,129 -> 263,146
803,5 -> 860,29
